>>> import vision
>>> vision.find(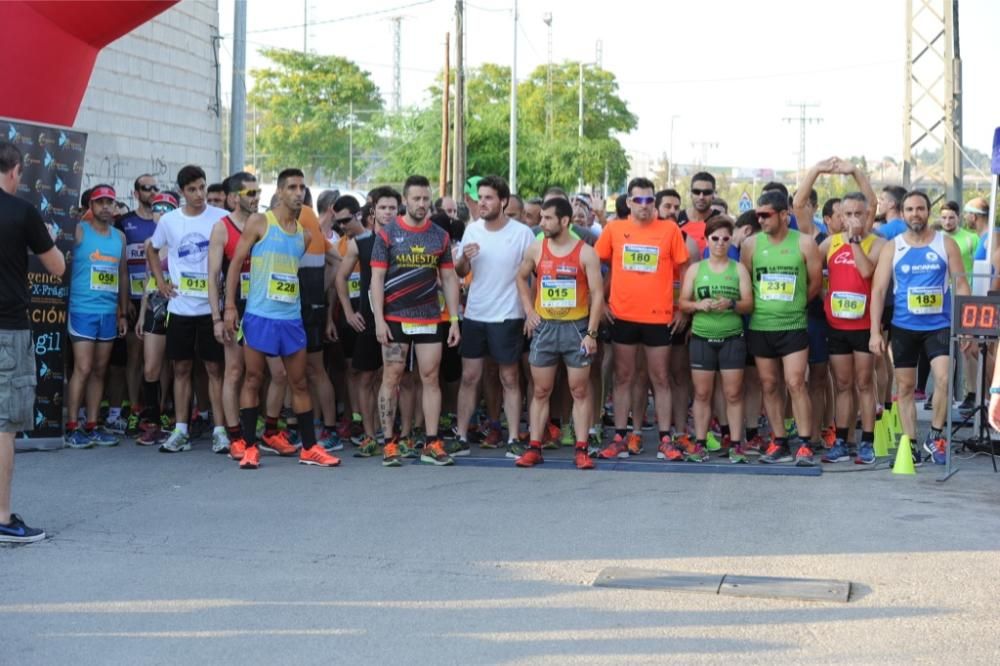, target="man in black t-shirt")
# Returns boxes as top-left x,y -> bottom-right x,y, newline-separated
0,141 -> 66,544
